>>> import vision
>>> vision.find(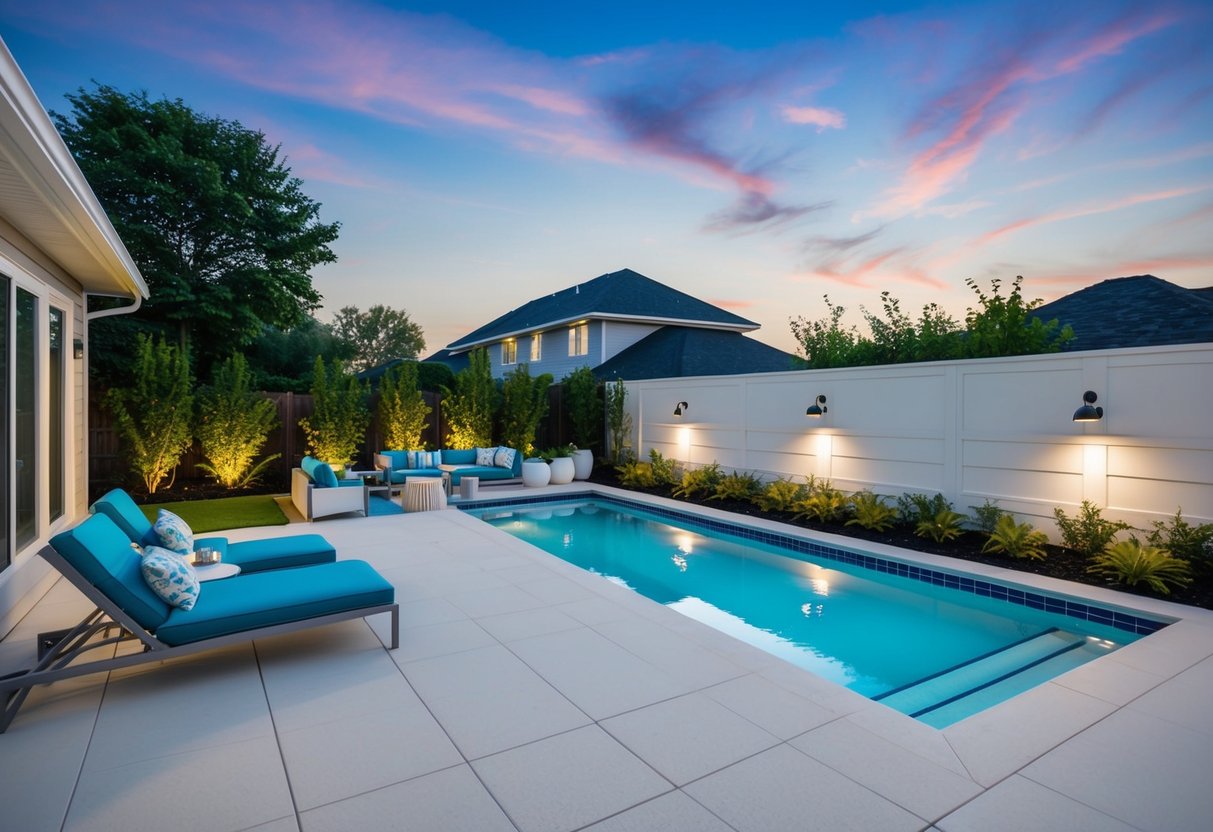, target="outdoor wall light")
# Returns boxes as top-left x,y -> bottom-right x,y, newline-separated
673,401 -> 689,417
805,395 -> 828,417
73,339 -> 84,360
1072,390 -> 1104,422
